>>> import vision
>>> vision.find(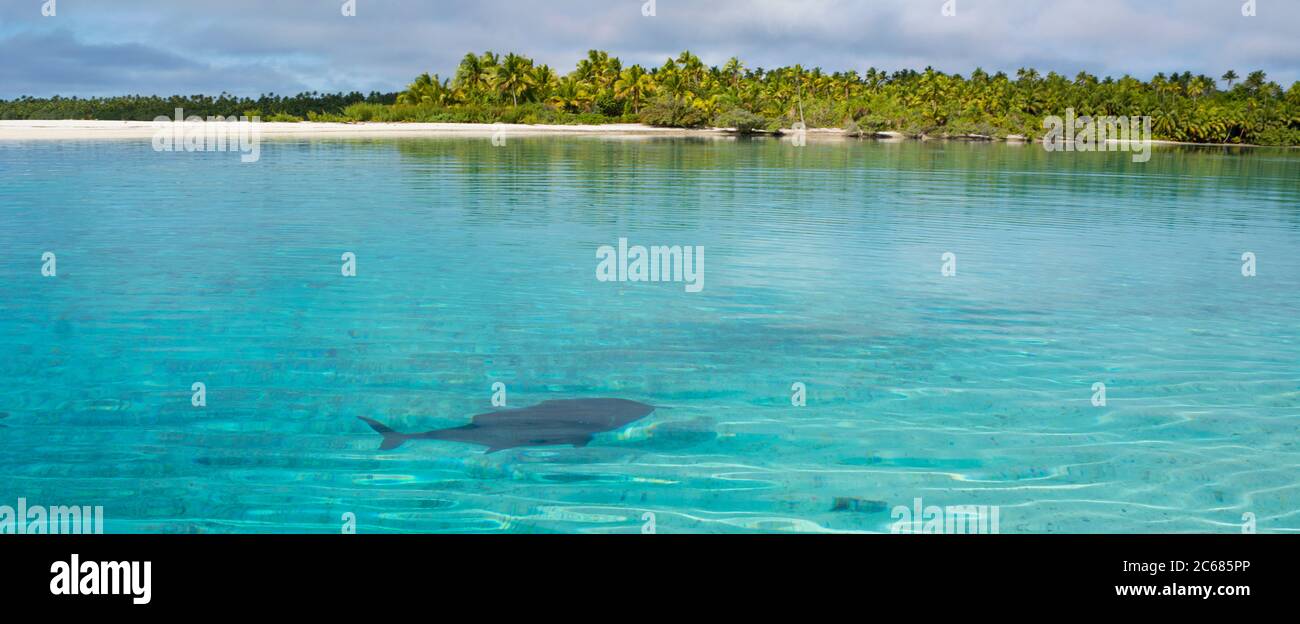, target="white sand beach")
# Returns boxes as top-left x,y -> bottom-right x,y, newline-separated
7,121 -> 1253,146
0,119 -> 737,140
0,119 -> 878,141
